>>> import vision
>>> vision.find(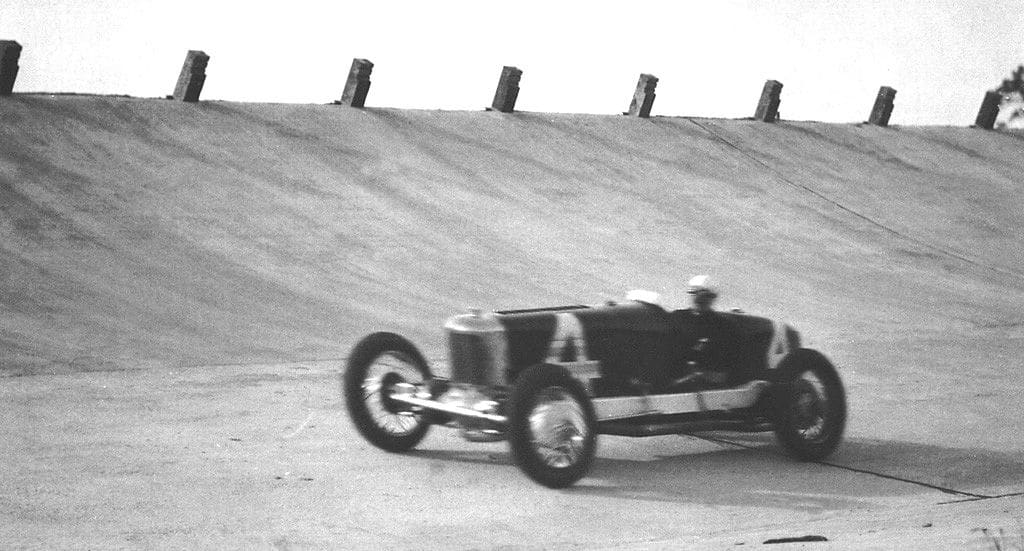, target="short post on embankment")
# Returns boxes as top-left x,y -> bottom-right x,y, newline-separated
339,58 -> 373,107
868,86 -> 896,126
0,40 -> 22,96
754,79 -> 783,122
172,50 -> 209,102
974,90 -> 1002,130
626,73 -> 658,118
490,66 -> 522,113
